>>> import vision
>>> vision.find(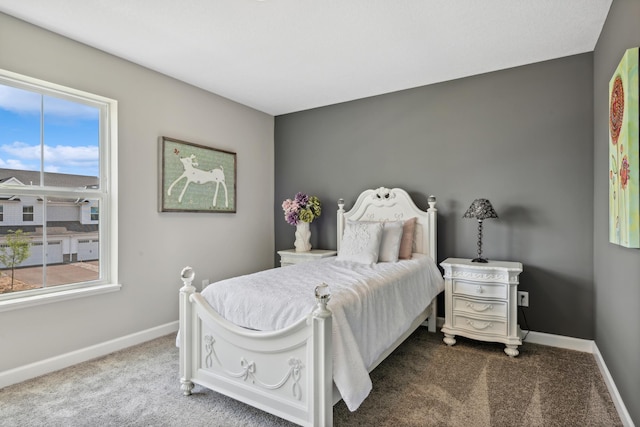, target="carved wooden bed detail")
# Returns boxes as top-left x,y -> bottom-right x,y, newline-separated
178,187 -> 440,426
